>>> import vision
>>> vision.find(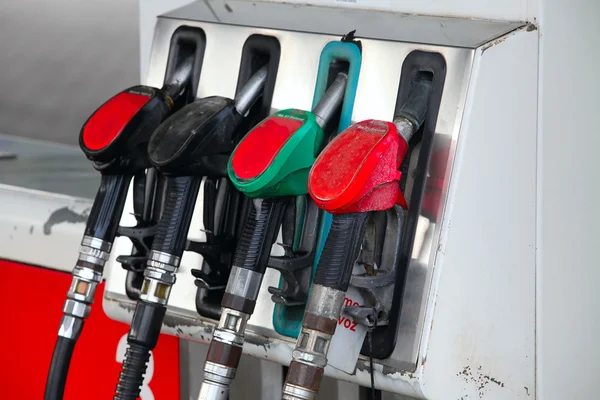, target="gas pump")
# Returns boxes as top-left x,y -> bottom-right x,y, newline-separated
282,76 -> 433,399
97,3 -> 539,398
43,57 -> 195,400
113,66 -> 271,400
